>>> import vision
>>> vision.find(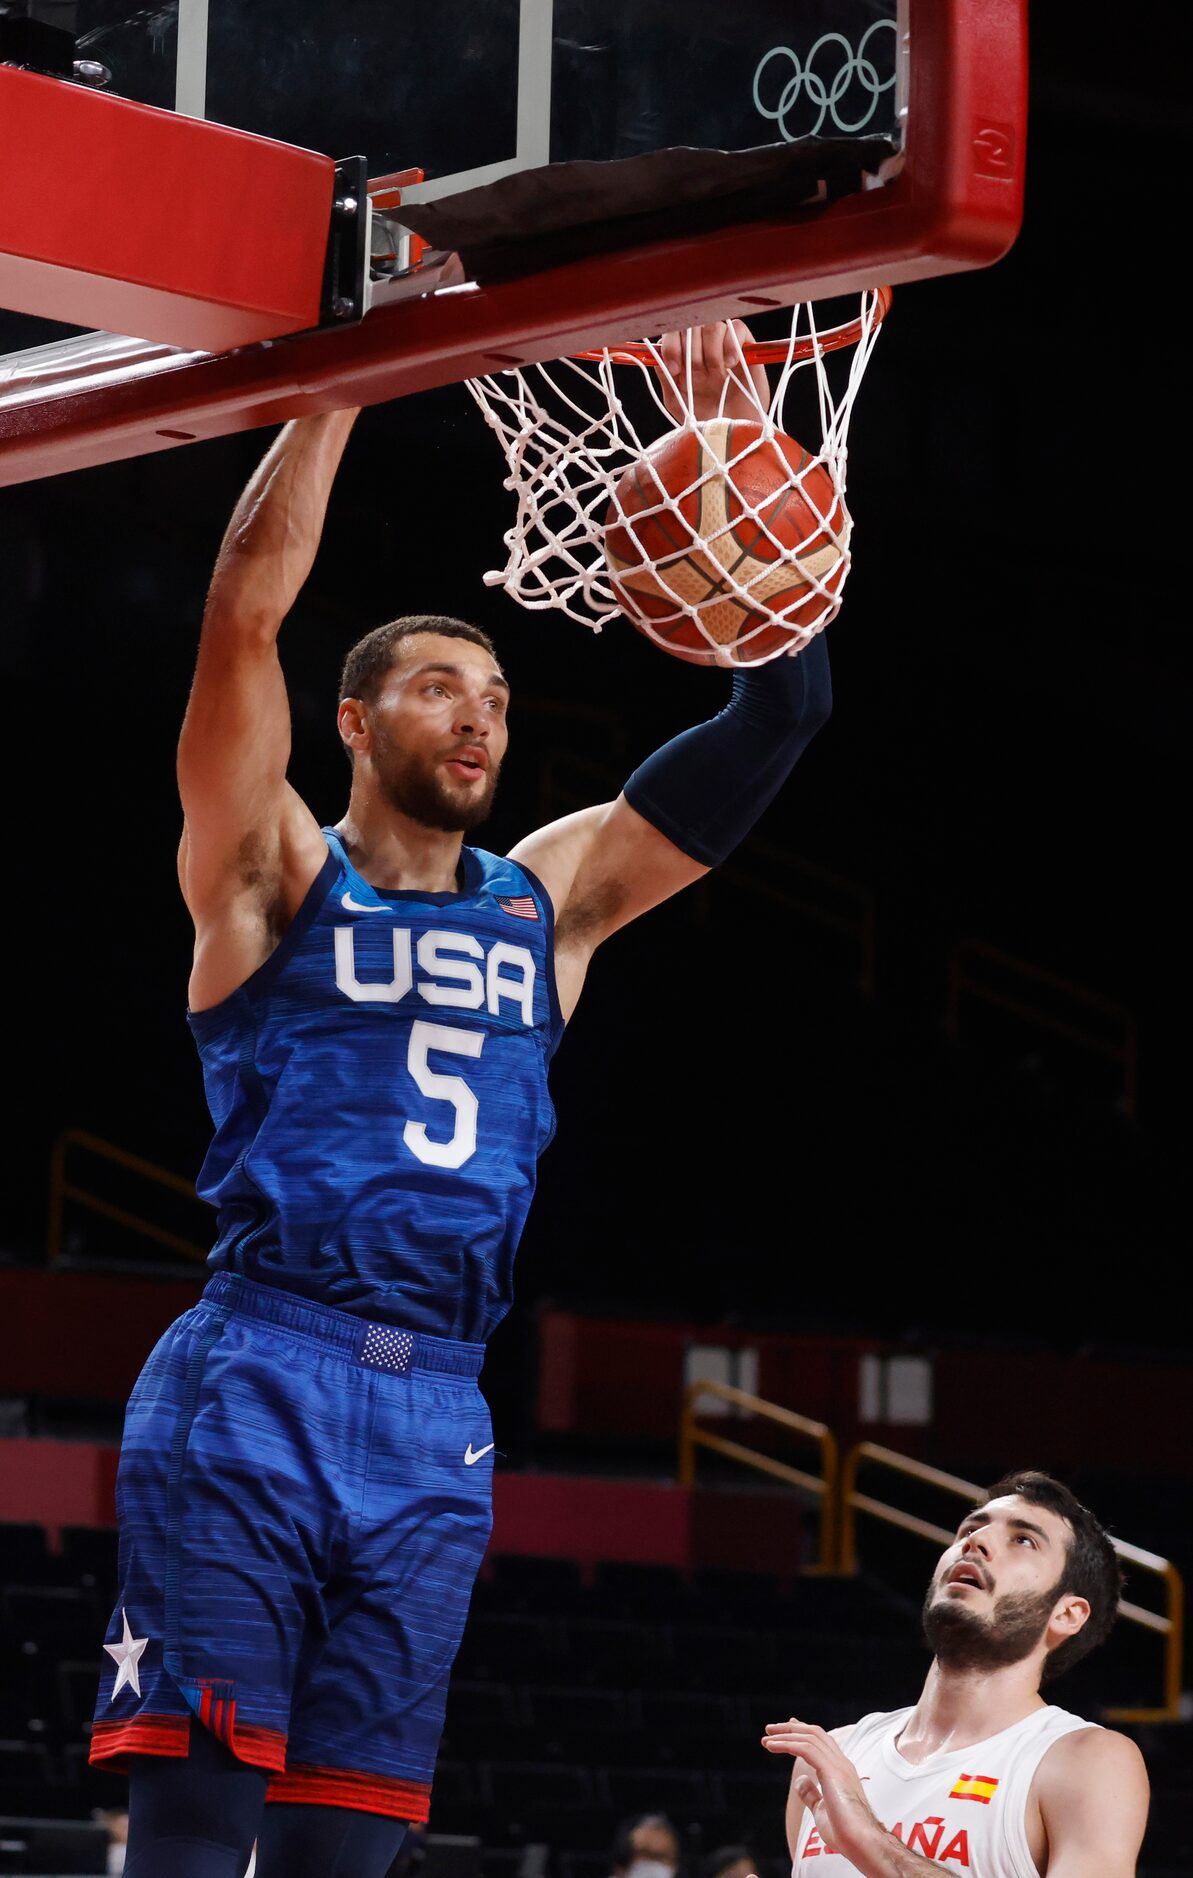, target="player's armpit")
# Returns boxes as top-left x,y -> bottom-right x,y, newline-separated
510,796 -> 706,1022
179,782 -> 322,916
511,795 -> 708,989
177,655 -> 326,940
1033,1727 -> 1149,1878
183,786 -> 327,1011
